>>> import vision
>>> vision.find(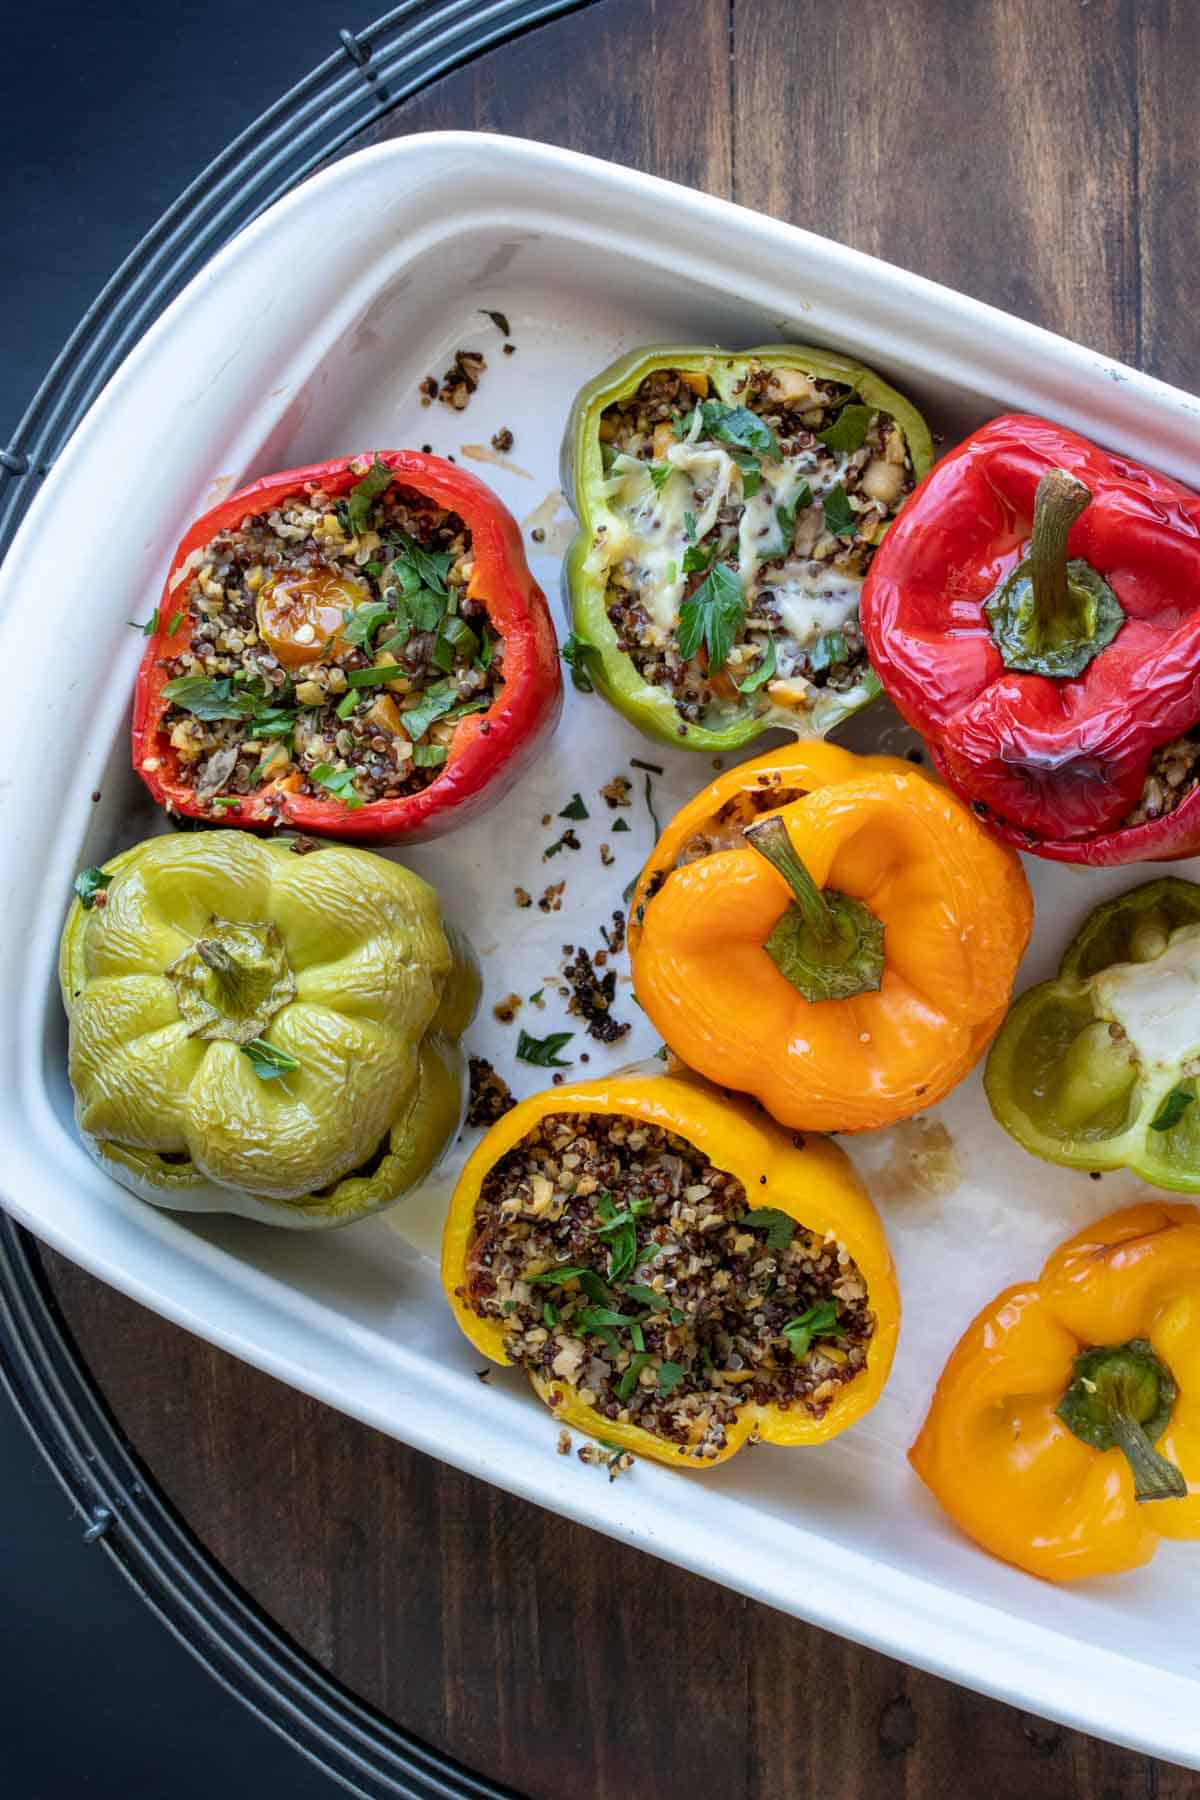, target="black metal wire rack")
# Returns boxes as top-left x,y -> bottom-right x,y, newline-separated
0,3 -> 599,1794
